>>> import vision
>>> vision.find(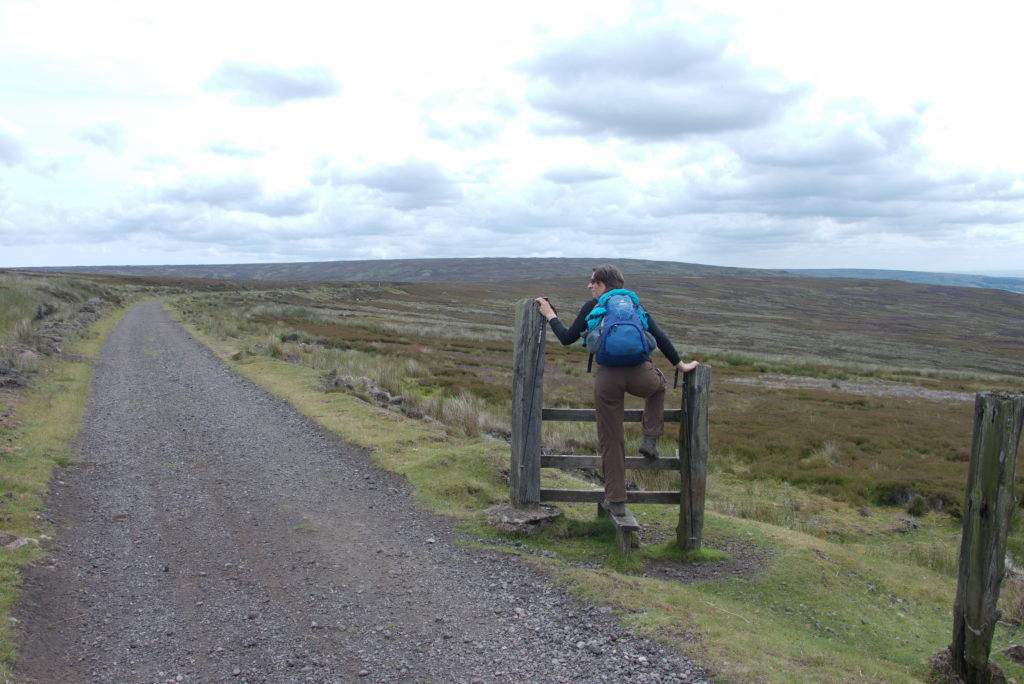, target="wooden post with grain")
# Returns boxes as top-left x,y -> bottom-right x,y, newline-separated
677,364 -> 711,551
949,391 -> 1024,683
510,298 -> 545,506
